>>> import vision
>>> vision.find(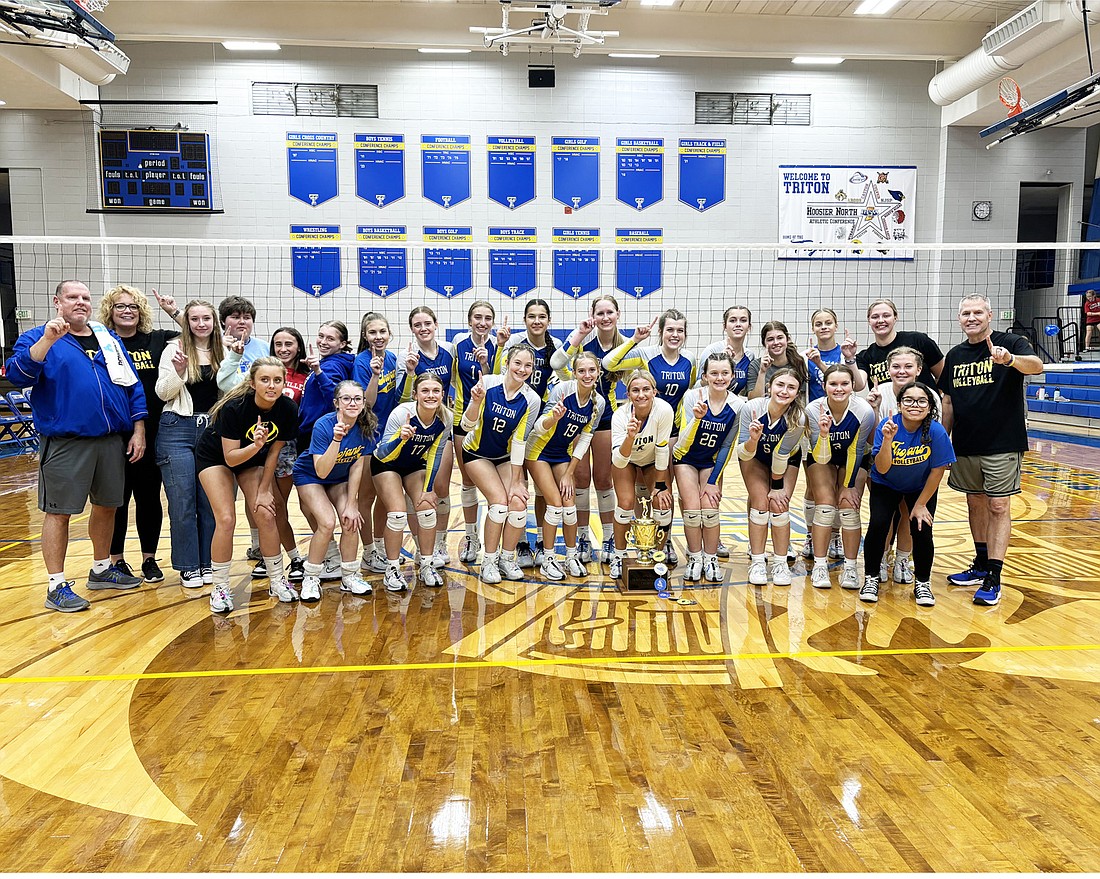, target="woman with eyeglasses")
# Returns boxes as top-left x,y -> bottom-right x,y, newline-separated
860,381 -> 955,608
